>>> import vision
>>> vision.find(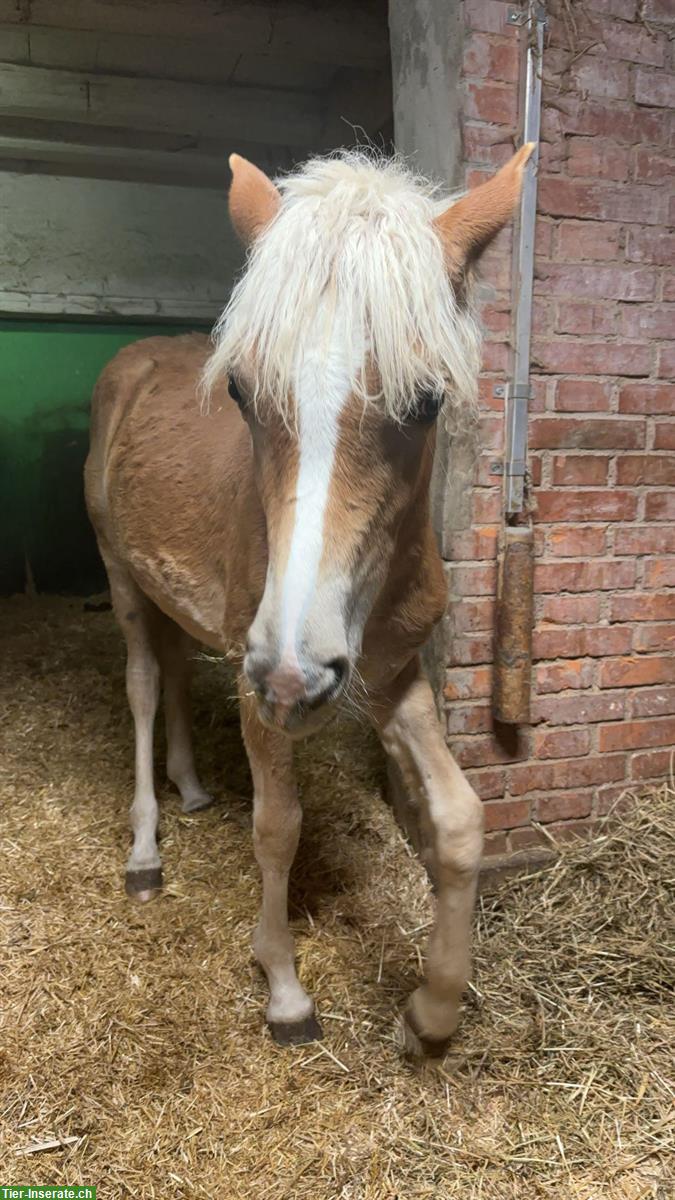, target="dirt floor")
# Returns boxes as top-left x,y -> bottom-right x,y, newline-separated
0,596 -> 673,1199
